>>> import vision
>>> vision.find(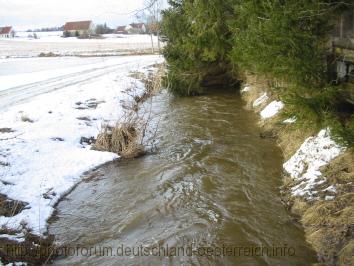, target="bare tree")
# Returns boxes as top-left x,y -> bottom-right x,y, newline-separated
140,0 -> 163,54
